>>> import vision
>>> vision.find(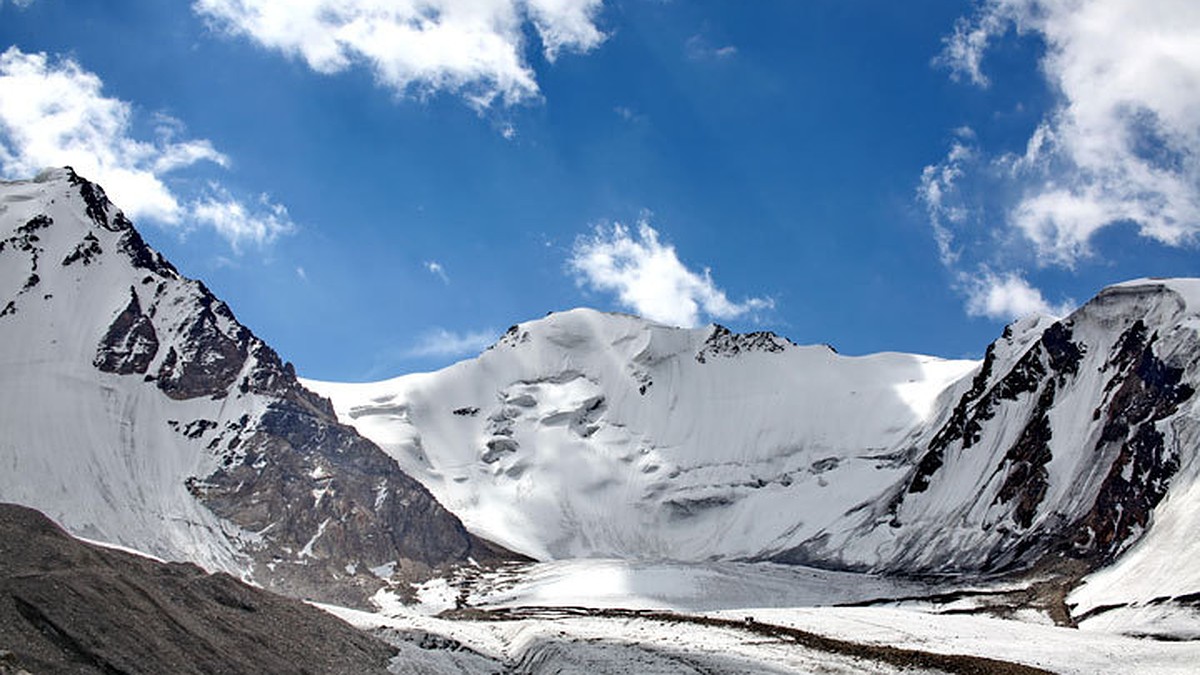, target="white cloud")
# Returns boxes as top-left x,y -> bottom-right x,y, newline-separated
925,0 -> 1200,318
525,0 -> 606,61
917,133 -> 976,268
191,187 -> 295,252
425,260 -> 450,283
0,47 -> 212,223
0,46 -> 291,251
934,0 -> 1200,265
569,219 -> 773,328
962,270 -> 1073,320
936,10 -> 1007,87
685,34 -> 737,61
405,327 -> 497,358
193,0 -> 606,109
